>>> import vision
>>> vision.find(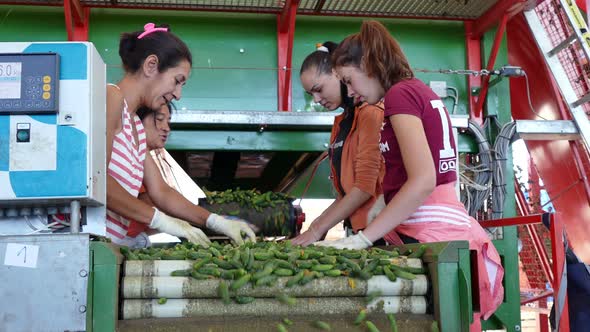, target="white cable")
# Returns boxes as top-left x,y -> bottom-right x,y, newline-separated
523,72 -> 548,121
24,216 -> 38,231
460,162 -> 490,173
446,86 -> 459,114
25,221 -> 61,235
